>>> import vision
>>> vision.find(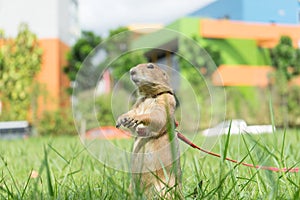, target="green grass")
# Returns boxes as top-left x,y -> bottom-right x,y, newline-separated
0,130 -> 300,199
